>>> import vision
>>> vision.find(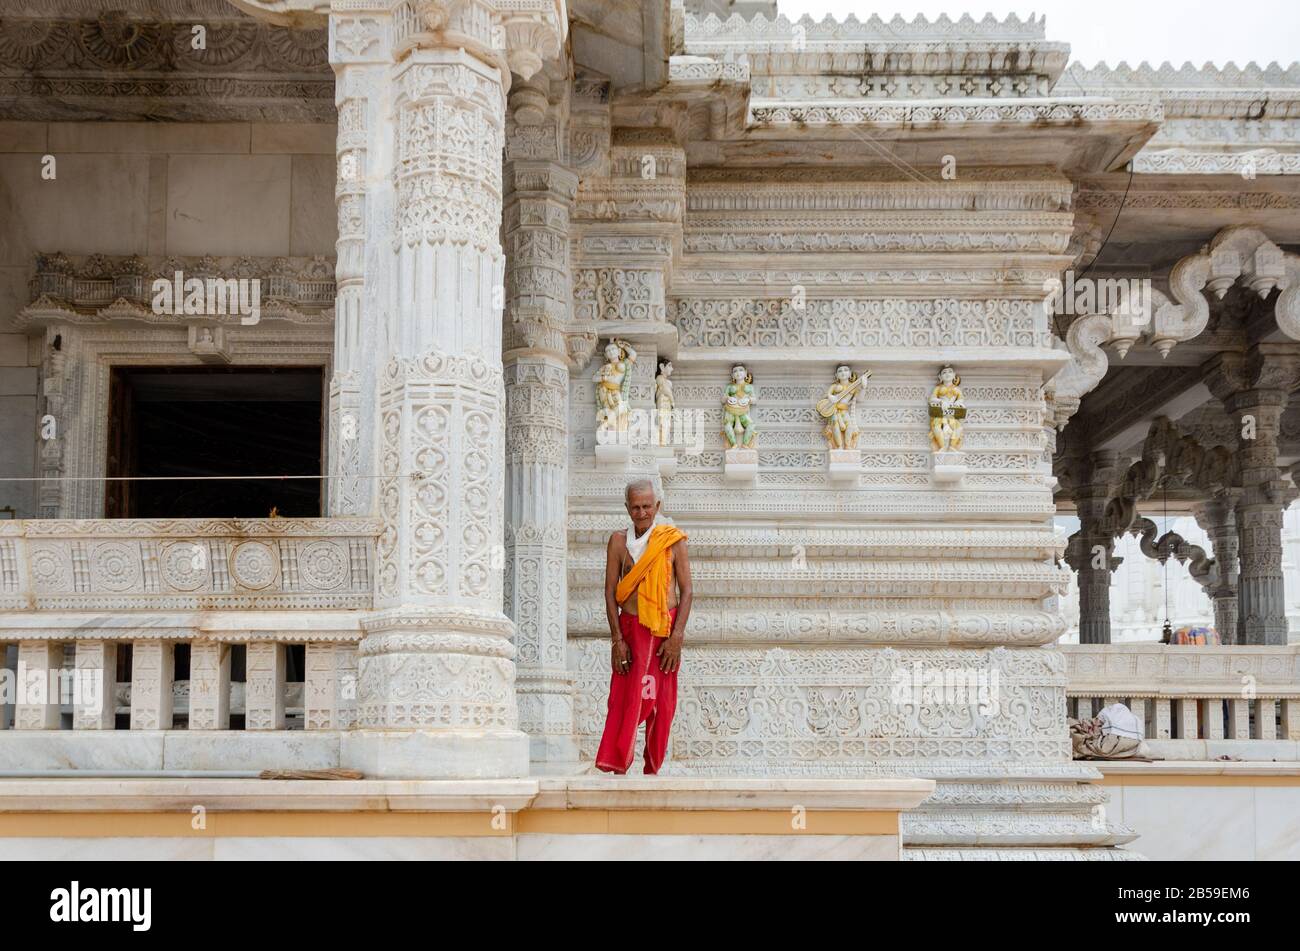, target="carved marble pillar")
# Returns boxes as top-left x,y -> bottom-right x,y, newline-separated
326,31 -> 387,517
188,641 -> 231,730
1064,451 -> 1121,645
129,640 -> 174,731
502,83 -> 580,766
304,643 -> 357,730
297,0 -> 566,778
39,337 -> 68,518
1194,494 -> 1240,644
72,640 -> 117,730
1208,347 -> 1300,645
15,642 -> 62,730
245,642 -> 286,730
